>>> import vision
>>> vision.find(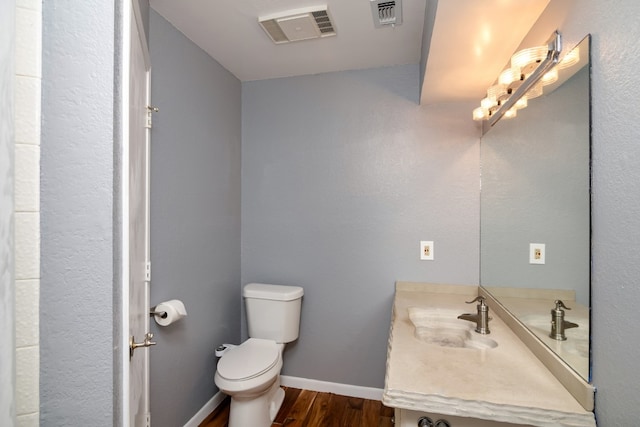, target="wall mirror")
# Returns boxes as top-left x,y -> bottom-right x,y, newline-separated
480,35 -> 591,381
